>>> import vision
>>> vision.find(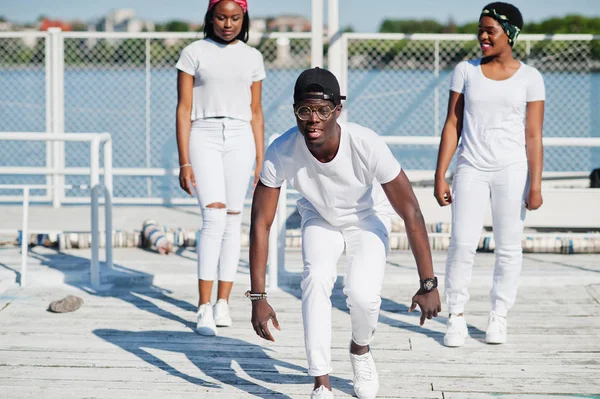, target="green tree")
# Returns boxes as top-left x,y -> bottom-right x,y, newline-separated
164,20 -> 191,32
70,21 -> 87,31
379,19 -> 444,33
